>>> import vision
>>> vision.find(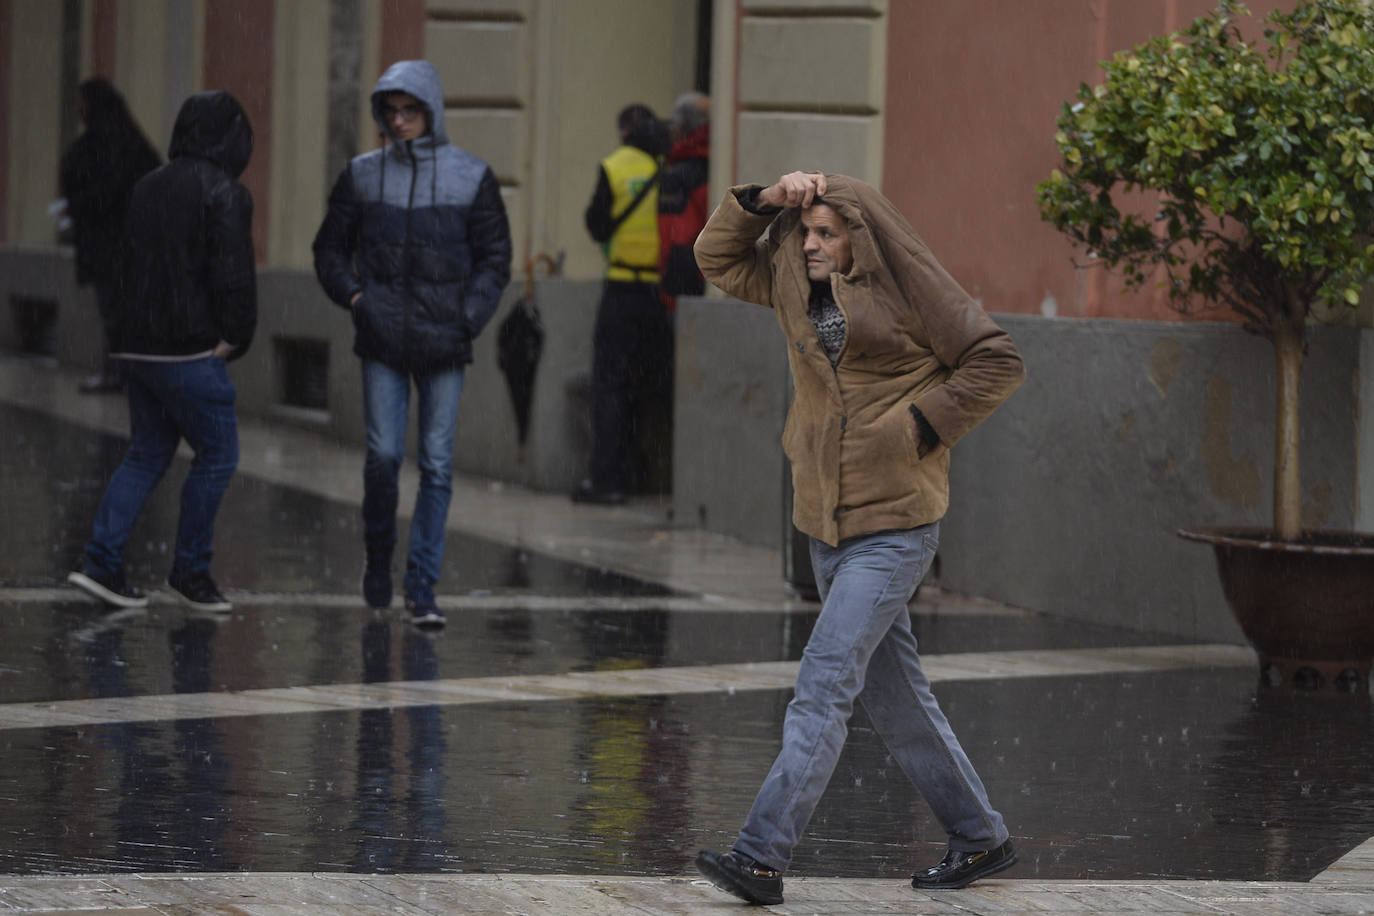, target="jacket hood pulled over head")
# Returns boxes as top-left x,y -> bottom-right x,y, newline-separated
770,173 -> 927,284
168,91 -> 253,178
371,60 -> 447,145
